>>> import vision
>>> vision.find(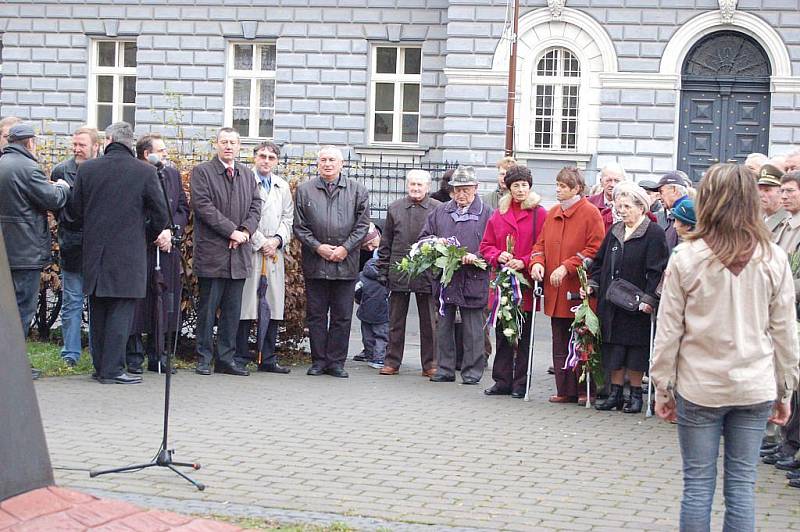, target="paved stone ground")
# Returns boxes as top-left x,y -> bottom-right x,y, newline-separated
36,309 -> 799,531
